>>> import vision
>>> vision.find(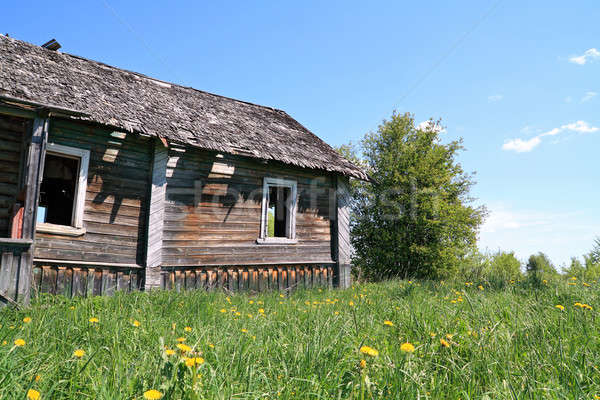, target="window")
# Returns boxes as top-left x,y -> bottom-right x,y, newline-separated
36,143 -> 89,236
258,178 -> 297,244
